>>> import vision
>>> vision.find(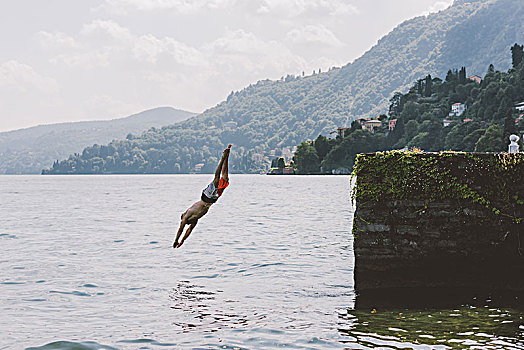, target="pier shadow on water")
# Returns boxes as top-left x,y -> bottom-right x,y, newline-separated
339,288 -> 524,349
